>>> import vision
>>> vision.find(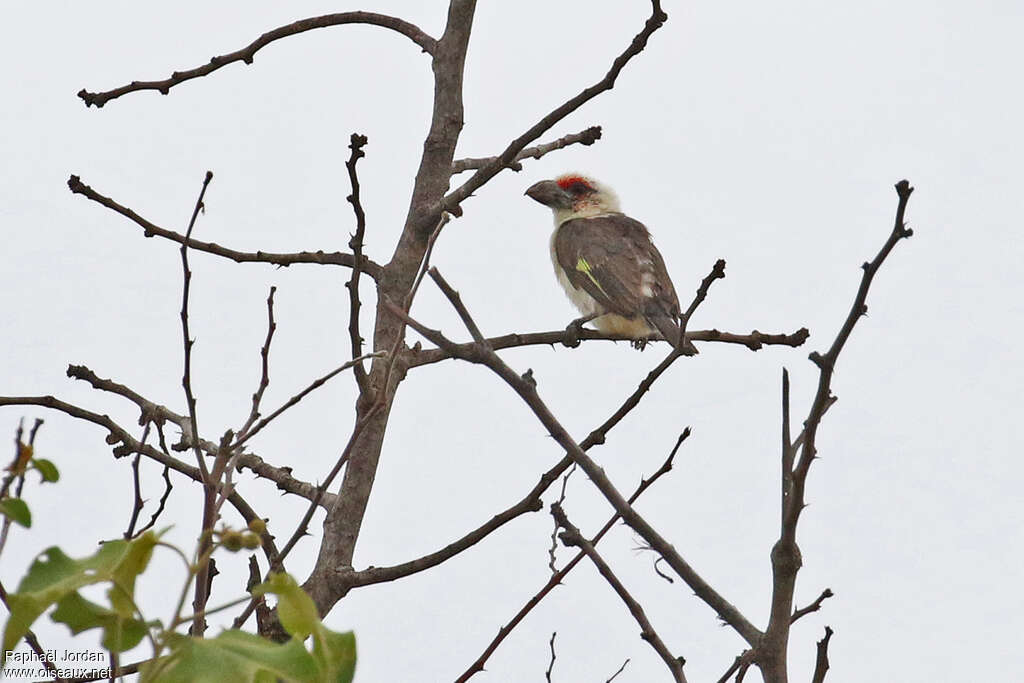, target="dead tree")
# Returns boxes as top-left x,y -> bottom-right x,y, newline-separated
0,2 -> 913,681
